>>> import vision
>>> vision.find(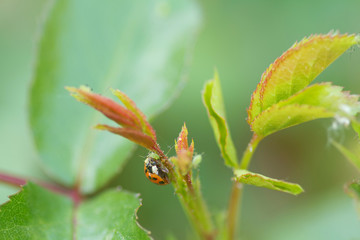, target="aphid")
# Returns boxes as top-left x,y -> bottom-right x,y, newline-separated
144,153 -> 169,185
